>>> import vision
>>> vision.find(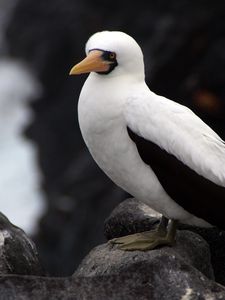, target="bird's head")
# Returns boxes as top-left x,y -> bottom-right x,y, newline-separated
69,31 -> 145,79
